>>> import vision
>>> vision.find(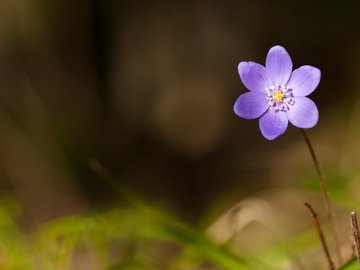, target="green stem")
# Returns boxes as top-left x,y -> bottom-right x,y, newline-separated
301,129 -> 342,266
